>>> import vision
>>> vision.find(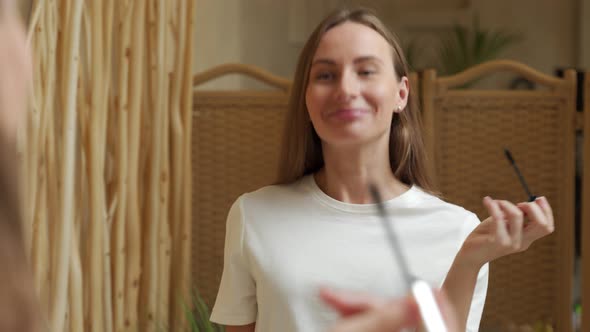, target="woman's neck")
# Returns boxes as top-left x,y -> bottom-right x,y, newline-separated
314,144 -> 409,204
